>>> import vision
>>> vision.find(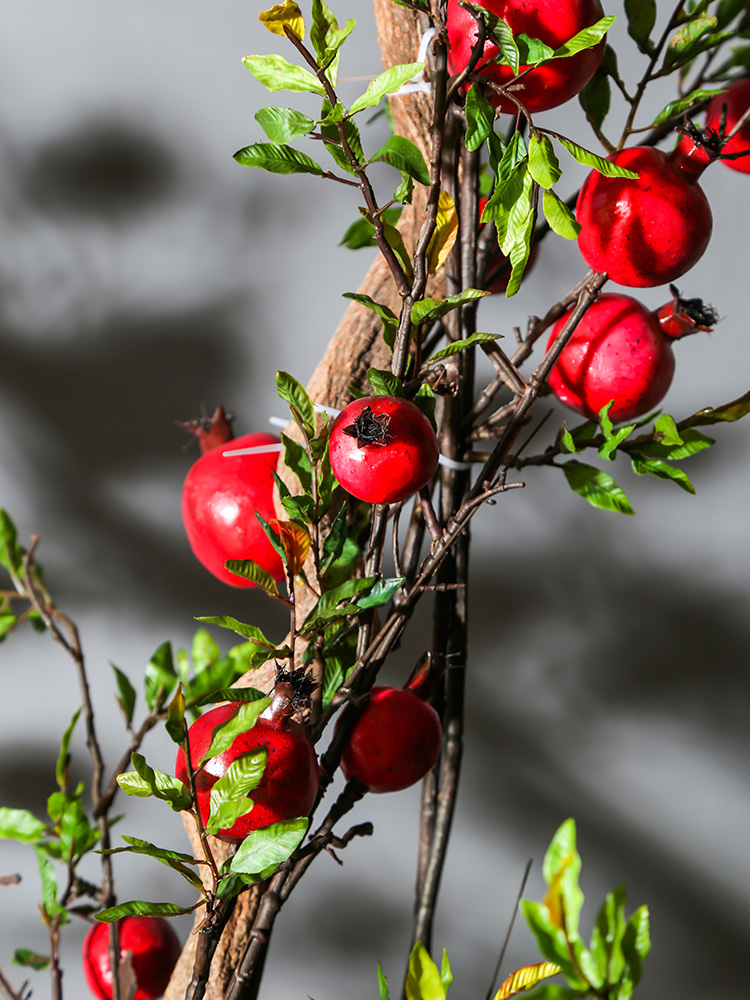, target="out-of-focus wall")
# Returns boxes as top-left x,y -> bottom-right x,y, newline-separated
1,3 -> 748,999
